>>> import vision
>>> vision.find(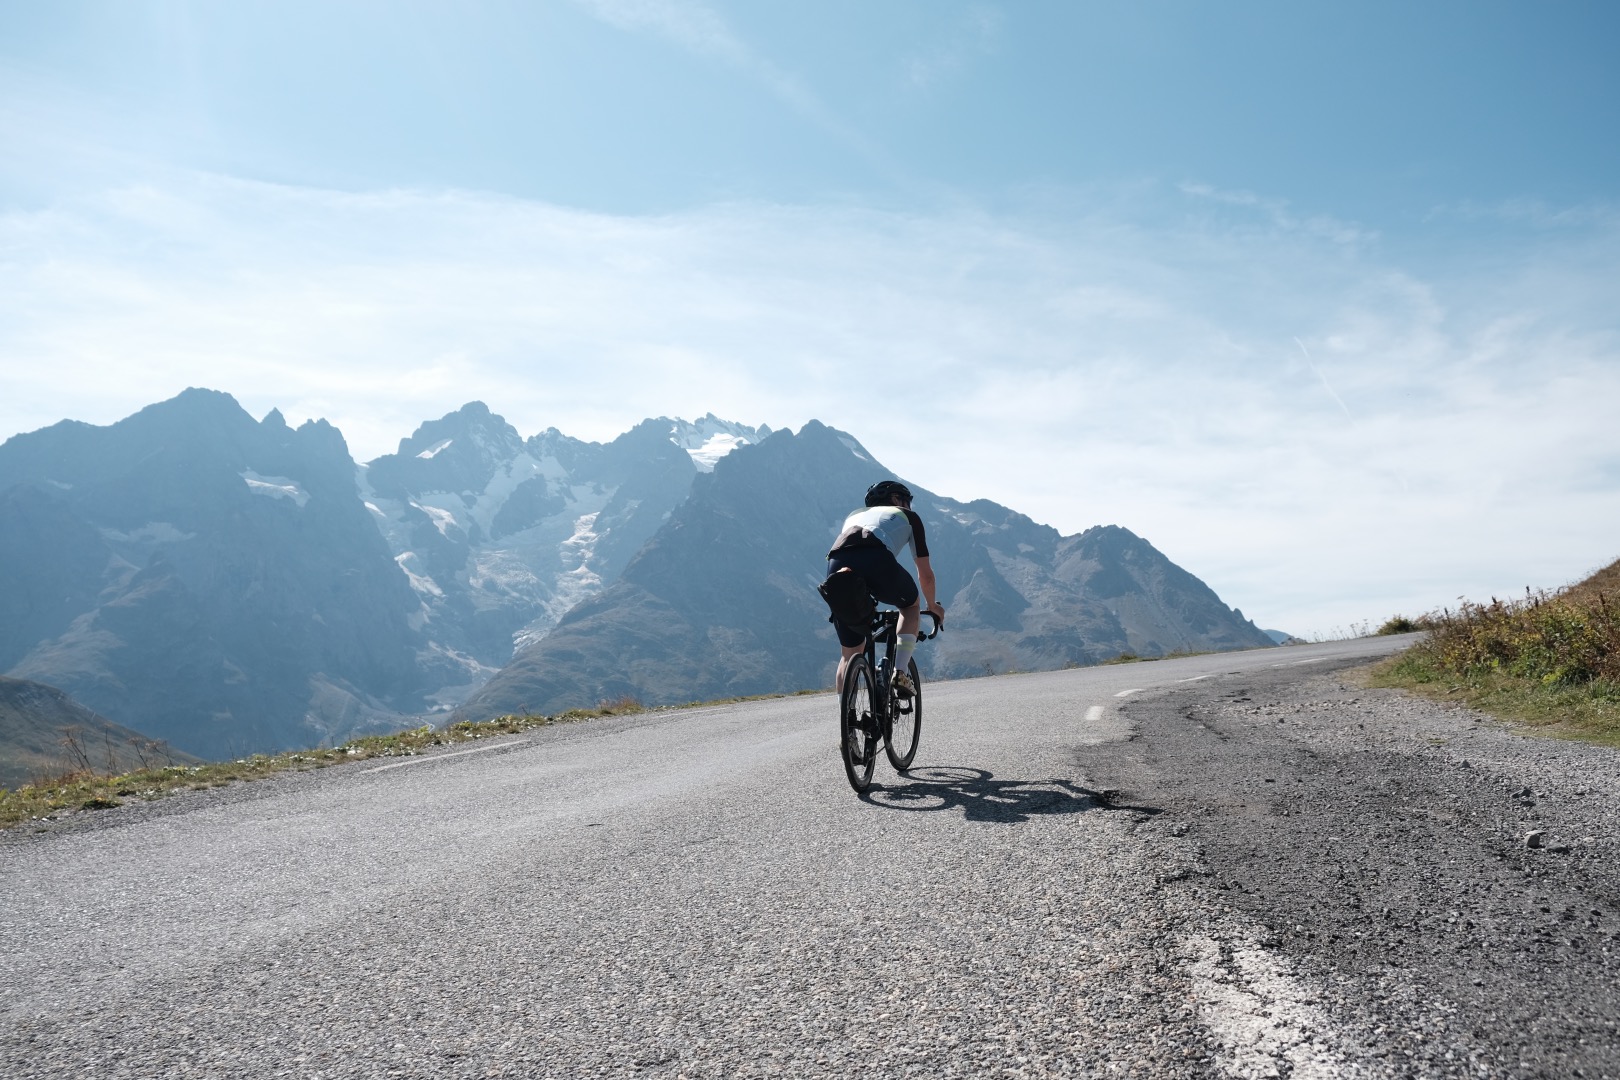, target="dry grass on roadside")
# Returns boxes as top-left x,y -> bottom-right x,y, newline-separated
0,698 -> 648,831
1369,557 -> 1620,746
